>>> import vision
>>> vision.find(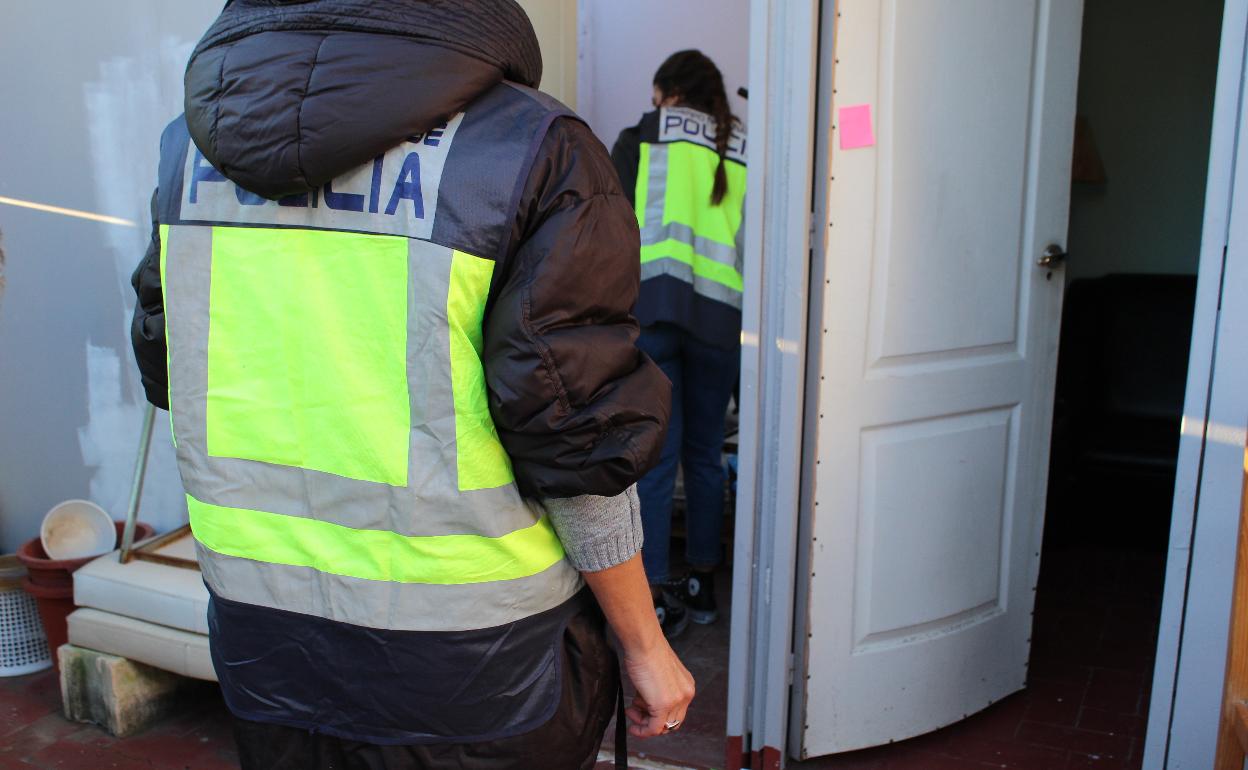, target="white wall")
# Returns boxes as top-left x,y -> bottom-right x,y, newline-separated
1065,0 -> 1224,281
0,3 -> 219,551
518,0 -> 579,108
577,0 -> 751,150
